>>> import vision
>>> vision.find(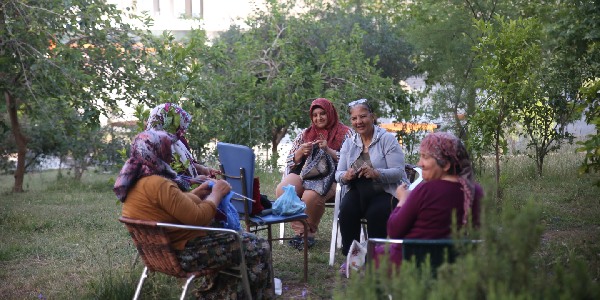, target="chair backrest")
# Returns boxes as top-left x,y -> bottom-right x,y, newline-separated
119,217 -> 188,278
217,142 -> 255,215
